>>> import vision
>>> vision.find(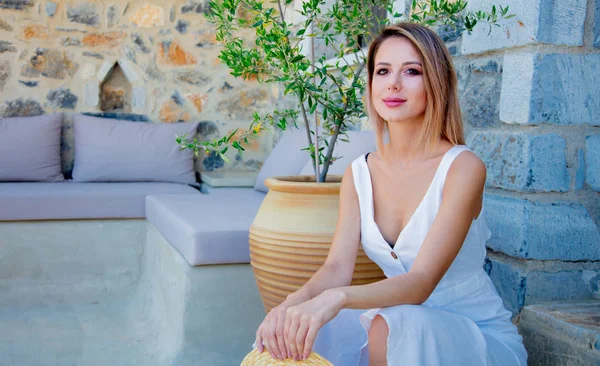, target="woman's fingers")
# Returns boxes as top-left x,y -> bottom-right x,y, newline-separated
295,317 -> 309,359
265,315 -> 284,360
255,326 -> 263,353
286,310 -> 300,360
303,321 -> 320,360
283,310 -> 292,359
275,311 -> 288,359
